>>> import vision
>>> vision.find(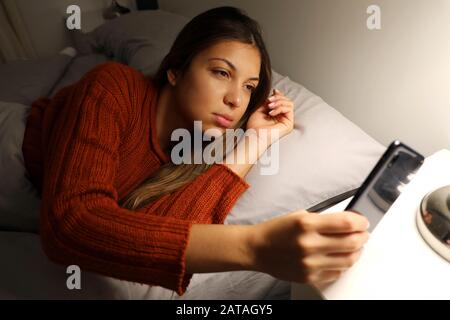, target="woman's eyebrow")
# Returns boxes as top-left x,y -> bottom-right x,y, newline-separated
208,58 -> 259,81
